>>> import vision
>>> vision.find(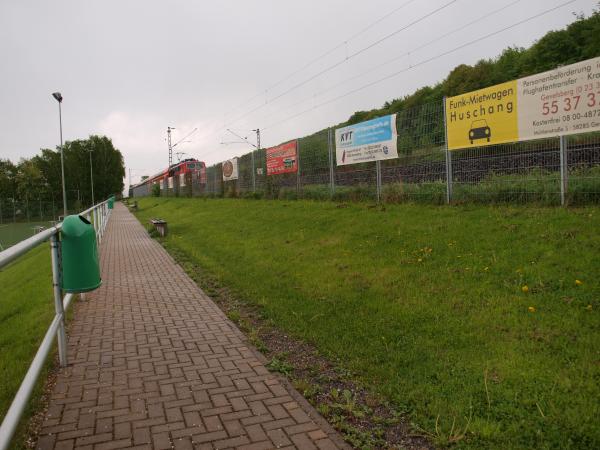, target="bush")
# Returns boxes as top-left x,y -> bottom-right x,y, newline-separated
151,184 -> 160,197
